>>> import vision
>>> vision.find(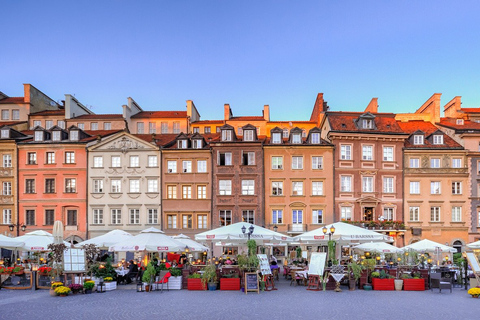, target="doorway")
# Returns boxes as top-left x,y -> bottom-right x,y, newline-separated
363,207 -> 374,221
